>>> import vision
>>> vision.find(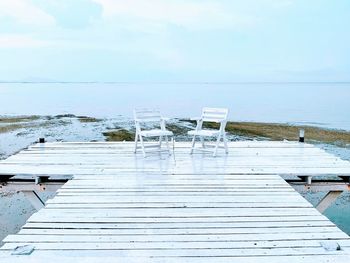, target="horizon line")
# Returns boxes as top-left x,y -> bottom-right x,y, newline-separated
1,81 -> 350,84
